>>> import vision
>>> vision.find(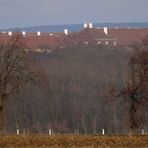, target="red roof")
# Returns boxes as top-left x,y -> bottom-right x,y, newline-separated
108,28 -> 148,45
24,35 -> 61,49
0,28 -> 148,49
